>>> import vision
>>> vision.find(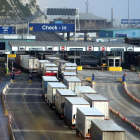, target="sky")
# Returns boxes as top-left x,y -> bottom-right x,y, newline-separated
37,0 -> 140,20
